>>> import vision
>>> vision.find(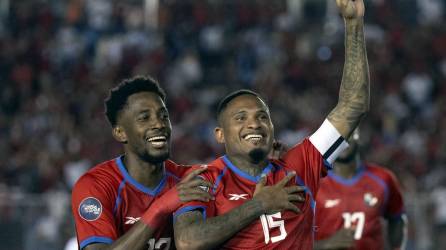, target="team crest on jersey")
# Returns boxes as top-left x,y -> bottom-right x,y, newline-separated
363,192 -> 378,207
79,197 -> 102,221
